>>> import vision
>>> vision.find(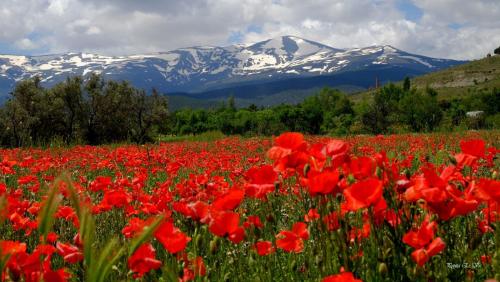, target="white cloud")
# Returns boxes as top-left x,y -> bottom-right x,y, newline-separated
14,38 -> 38,50
0,0 -> 498,59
